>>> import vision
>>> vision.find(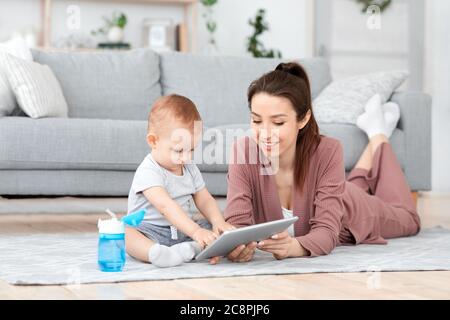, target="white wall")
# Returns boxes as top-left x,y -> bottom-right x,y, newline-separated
313,0 -> 450,194
327,0 -> 409,80
424,0 -> 450,194
0,0 -> 40,41
1,0 -> 448,193
0,0 -> 310,58
197,0 -> 310,59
